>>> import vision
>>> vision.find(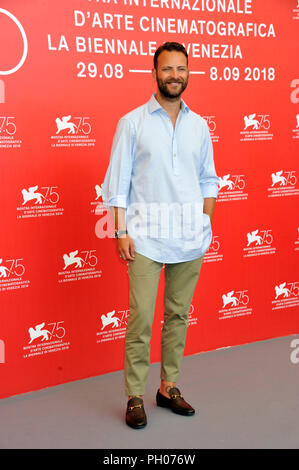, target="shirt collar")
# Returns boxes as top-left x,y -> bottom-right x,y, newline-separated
148,93 -> 189,114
